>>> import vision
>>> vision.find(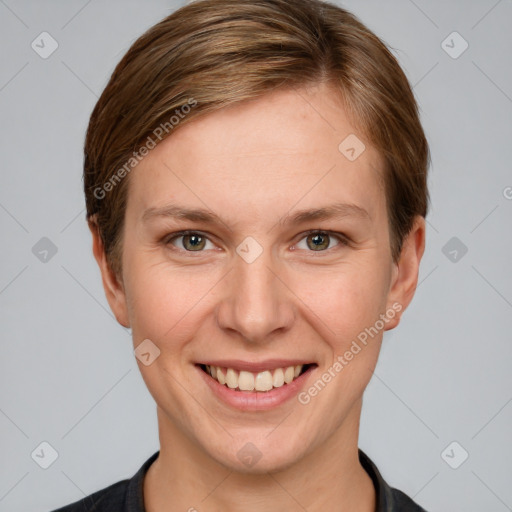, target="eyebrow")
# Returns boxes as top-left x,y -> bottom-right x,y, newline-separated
141,202 -> 371,226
